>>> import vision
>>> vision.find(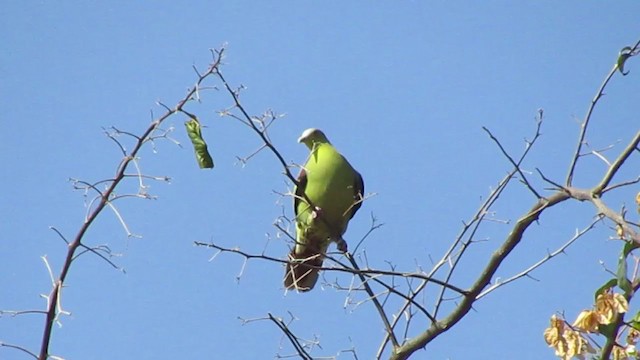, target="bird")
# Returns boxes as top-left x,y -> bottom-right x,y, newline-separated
284,128 -> 365,292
